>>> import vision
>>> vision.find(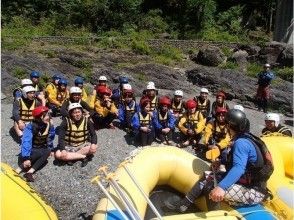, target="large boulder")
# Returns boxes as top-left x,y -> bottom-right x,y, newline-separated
277,44 -> 293,67
186,65 -> 293,113
230,50 -> 249,71
258,41 -> 286,65
194,46 -> 227,66
238,44 -> 261,55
